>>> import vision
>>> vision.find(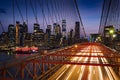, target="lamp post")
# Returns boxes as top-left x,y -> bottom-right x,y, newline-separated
109,29 -> 114,34
109,29 -> 116,48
